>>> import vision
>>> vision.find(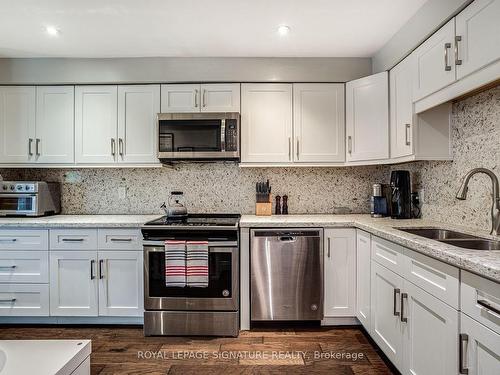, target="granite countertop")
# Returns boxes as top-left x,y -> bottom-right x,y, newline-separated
240,214 -> 500,283
0,215 -> 160,228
